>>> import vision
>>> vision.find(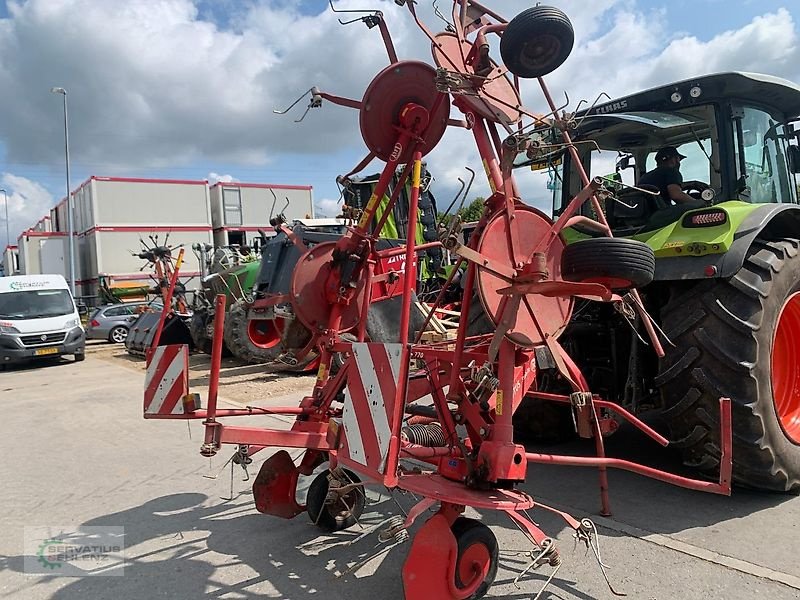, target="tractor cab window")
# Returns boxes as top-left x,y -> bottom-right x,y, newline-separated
733,106 -> 794,204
